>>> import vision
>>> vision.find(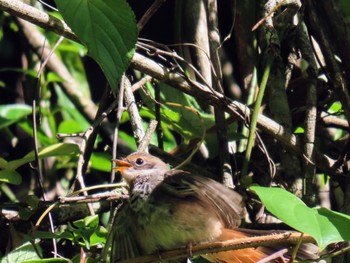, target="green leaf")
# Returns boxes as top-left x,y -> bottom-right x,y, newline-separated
90,226 -> 108,246
90,152 -> 111,172
26,195 -> 40,208
7,143 -> 79,170
84,214 -> 99,228
0,242 -> 40,263
328,101 -> 342,114
250,186 -> 350,250
57,119 -> 84,134
73,215 -> 99,228
0,170 -> 22,185
0,156 -> 8,169
0,104 -> 32,129
55,0 -> 138,90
